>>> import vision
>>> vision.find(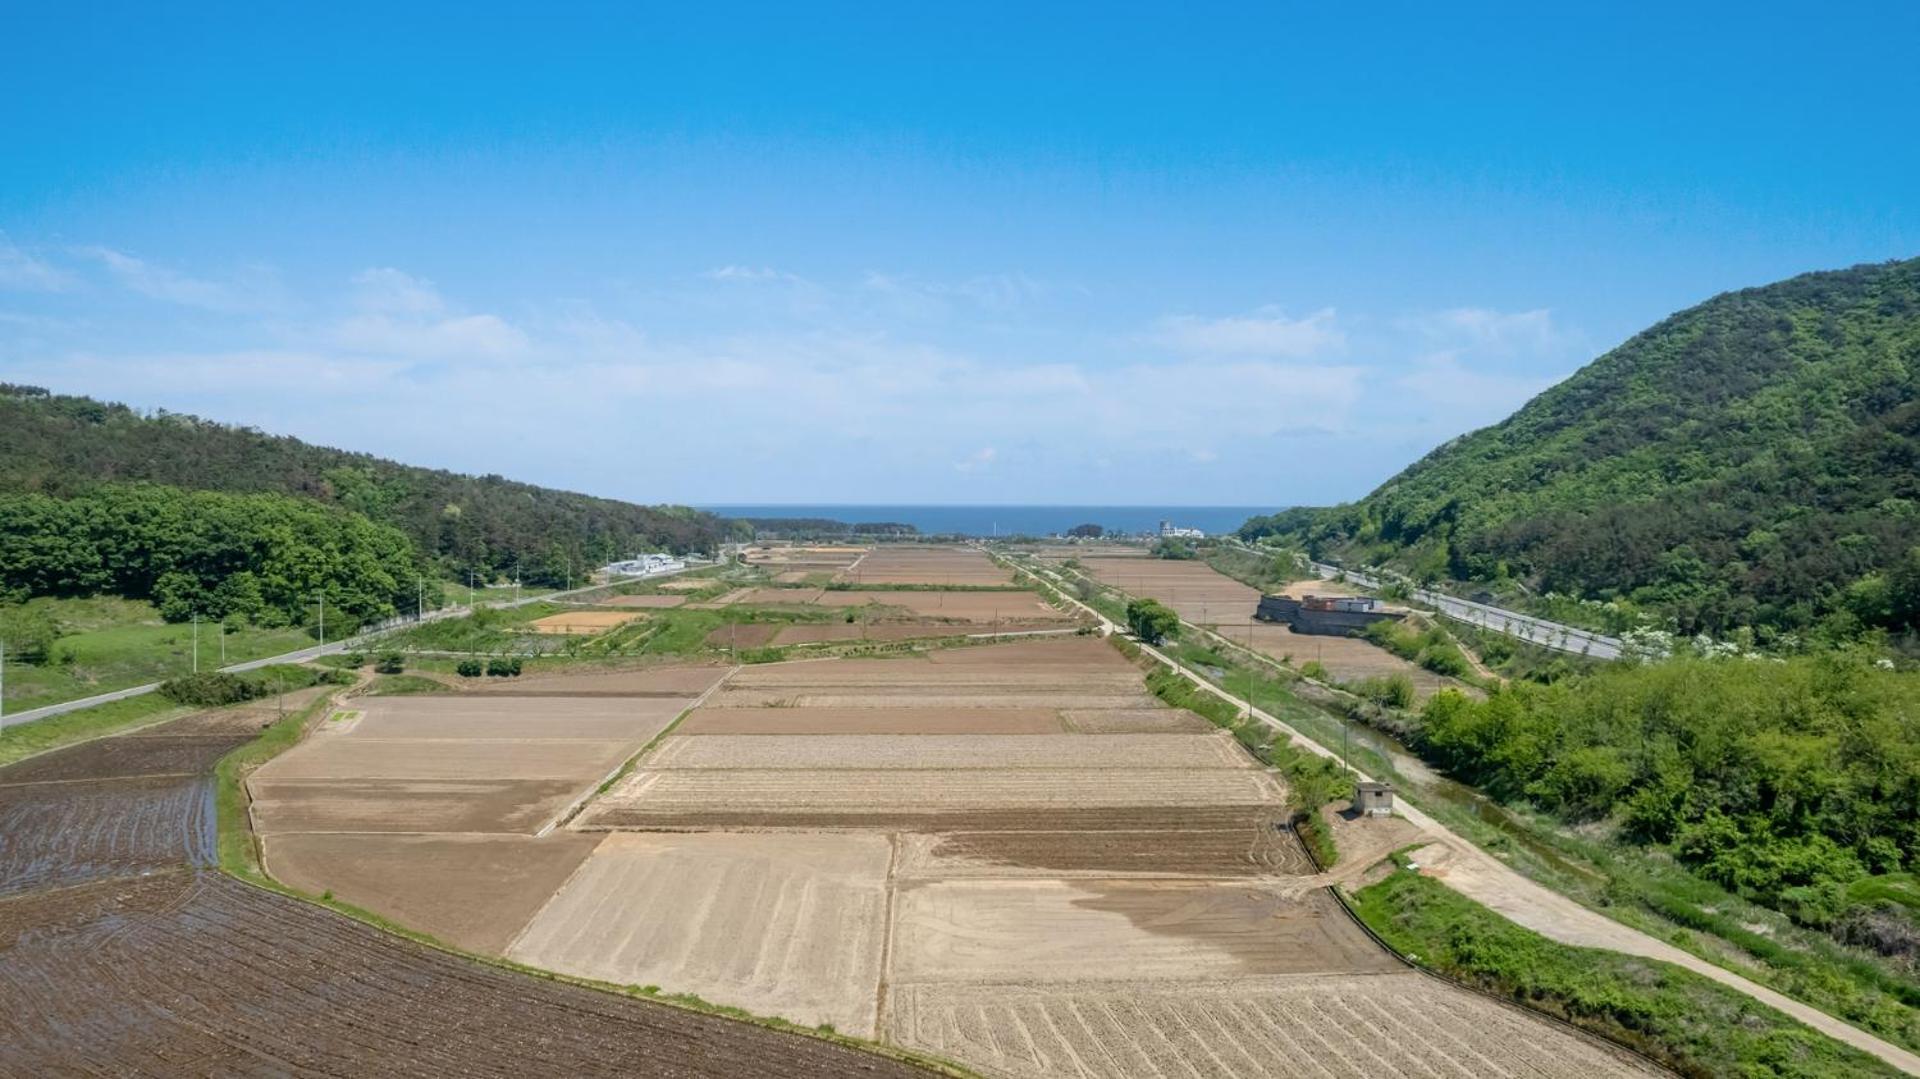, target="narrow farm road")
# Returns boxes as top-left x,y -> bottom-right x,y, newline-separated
1004,551 -> 1920,1077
